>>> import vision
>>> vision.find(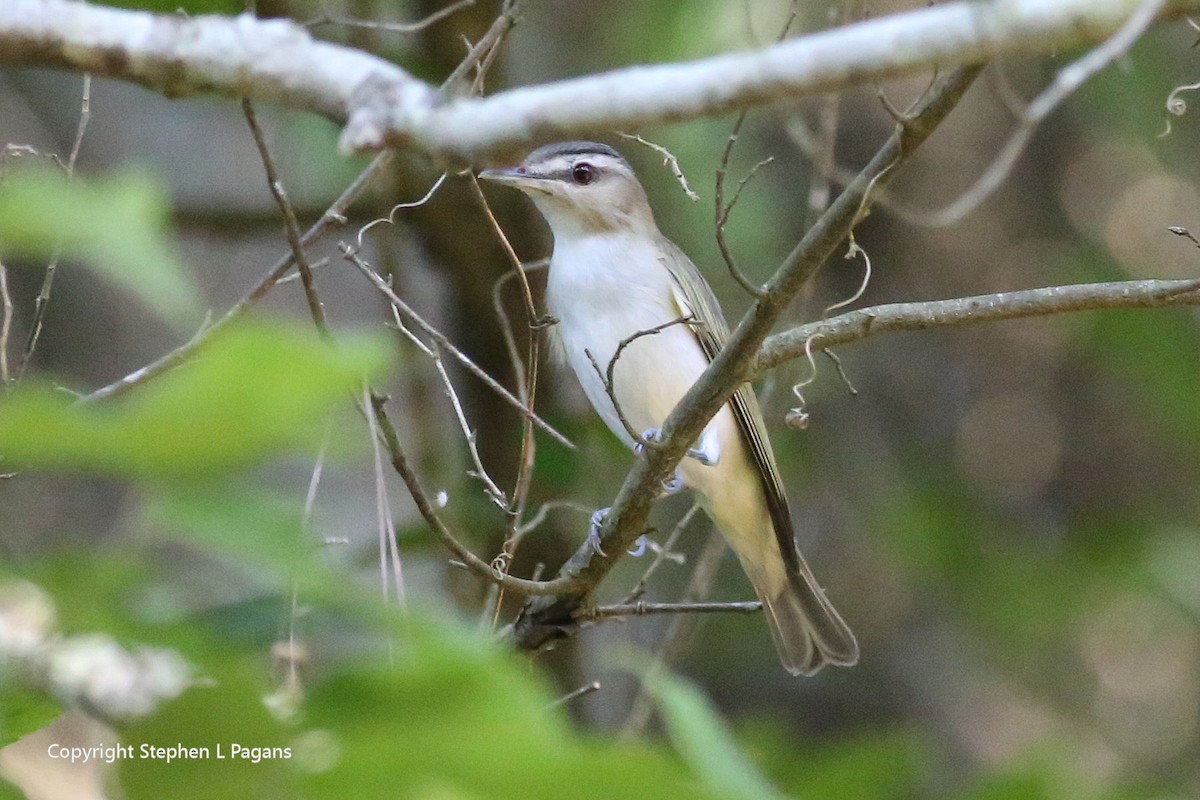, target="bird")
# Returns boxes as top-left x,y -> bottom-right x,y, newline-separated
479,141 -> 858,676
